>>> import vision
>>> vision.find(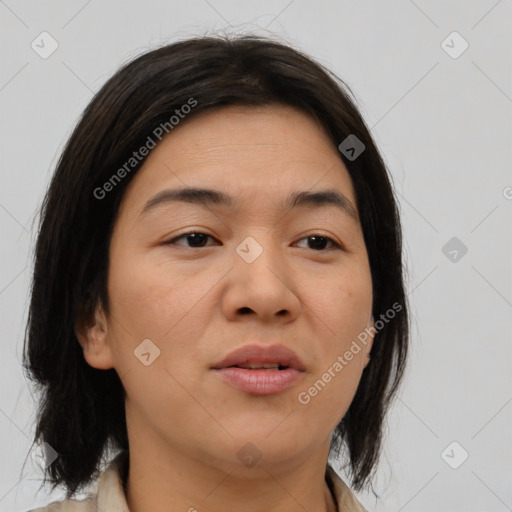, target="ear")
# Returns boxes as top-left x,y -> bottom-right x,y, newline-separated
363,316 -> 375,369
75,302 -> 115,370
